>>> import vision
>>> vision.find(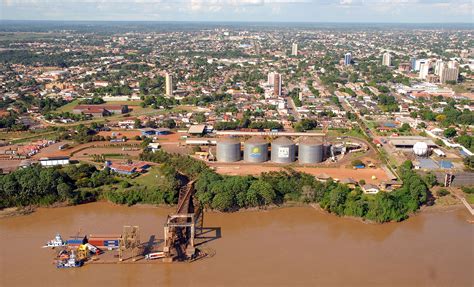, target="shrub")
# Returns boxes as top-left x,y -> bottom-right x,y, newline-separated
436,189 -> 449,197
461,186 -> 474,194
